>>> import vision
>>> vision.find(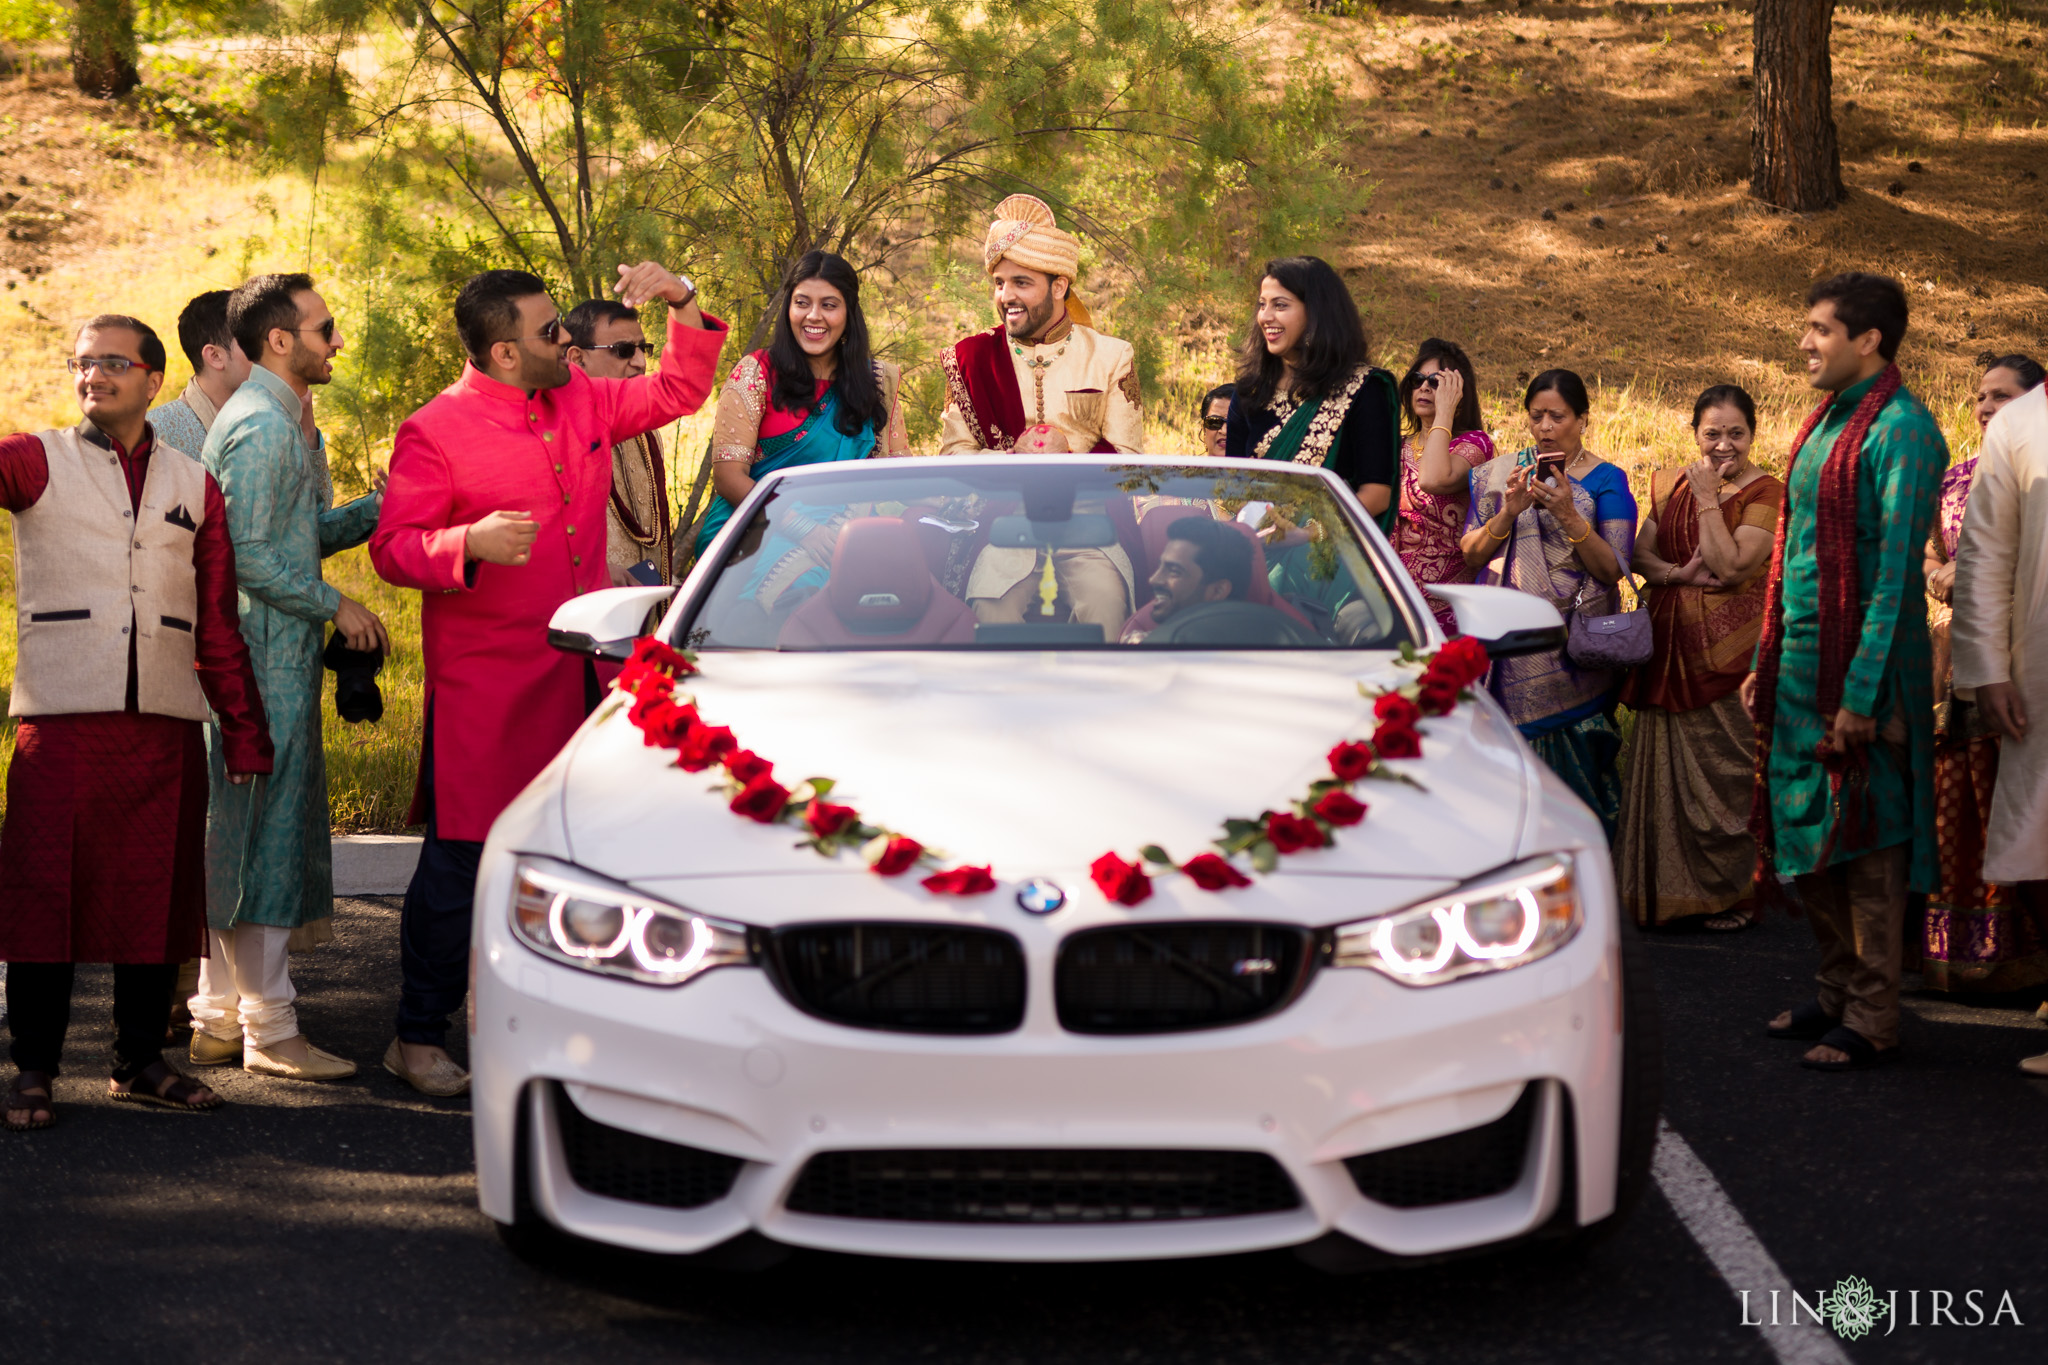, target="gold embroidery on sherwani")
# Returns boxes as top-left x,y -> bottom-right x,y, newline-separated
1252,364 -> 1373,466
1117,369 -> 1142,408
